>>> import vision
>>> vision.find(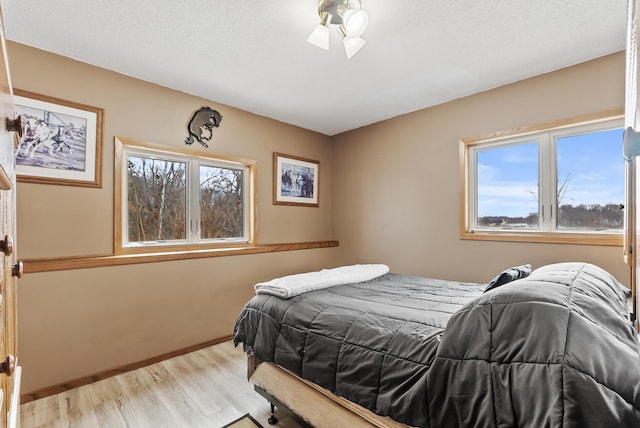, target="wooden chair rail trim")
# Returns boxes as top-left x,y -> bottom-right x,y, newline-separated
20,334 -> 234,404
22,240 -> 339,274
